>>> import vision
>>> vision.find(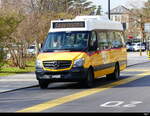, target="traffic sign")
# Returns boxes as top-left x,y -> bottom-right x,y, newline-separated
145,23 -> 150,33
